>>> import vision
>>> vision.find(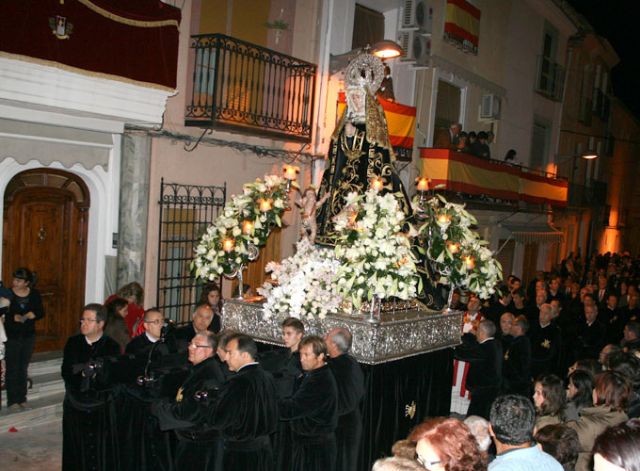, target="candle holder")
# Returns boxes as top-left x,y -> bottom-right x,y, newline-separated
282,164 -> 299,193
